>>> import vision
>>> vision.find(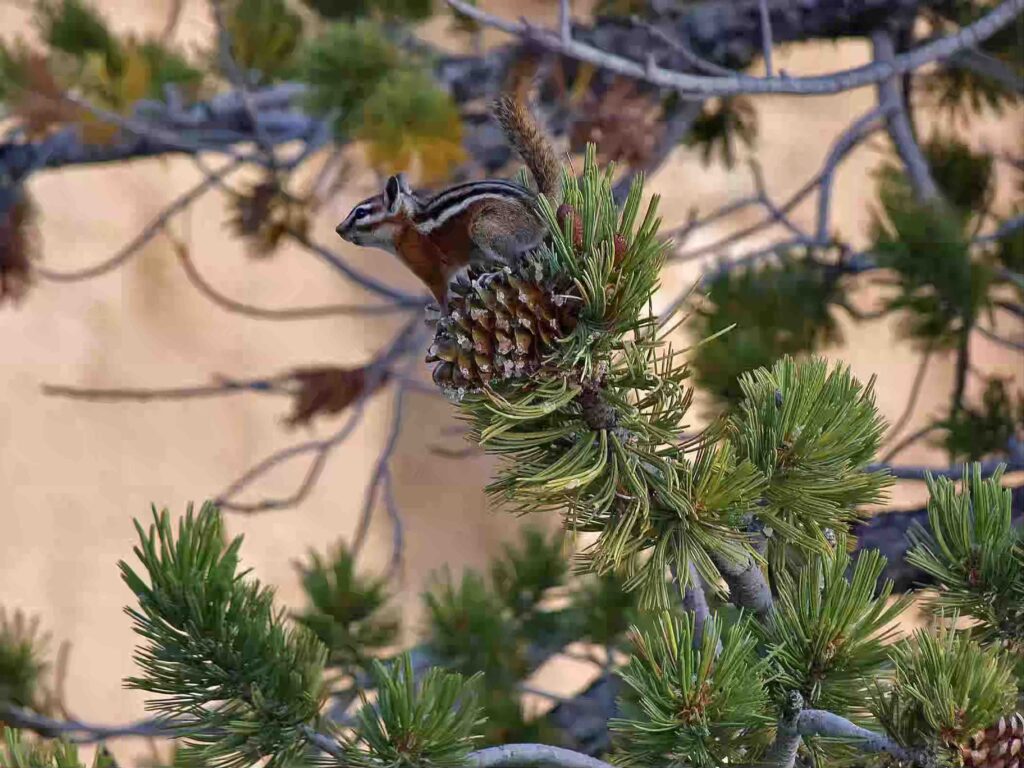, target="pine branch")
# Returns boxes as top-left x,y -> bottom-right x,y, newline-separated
446,0 -> 1024,97
709,550 -> 774,619
872,29 -> 943,205
0,704 -> 173,744
851,482 -> 1023,592
468,745 -> 616,767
